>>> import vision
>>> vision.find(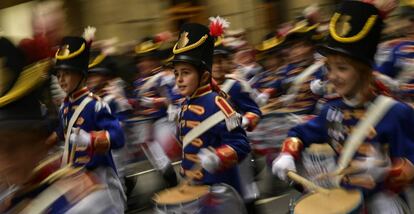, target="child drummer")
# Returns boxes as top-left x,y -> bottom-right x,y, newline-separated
272,1 -> 414,213
172,23 -> 250,193
49,33 -> 126,209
